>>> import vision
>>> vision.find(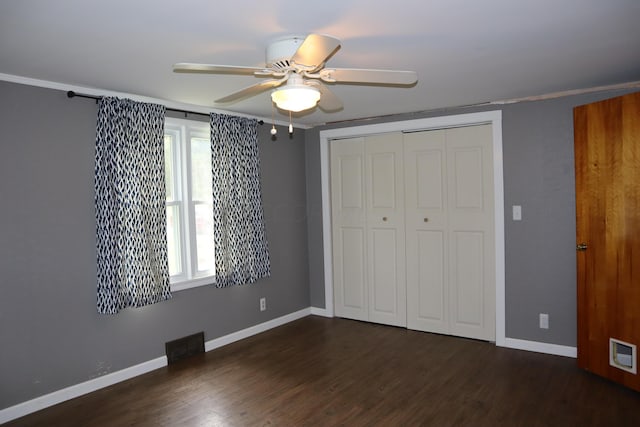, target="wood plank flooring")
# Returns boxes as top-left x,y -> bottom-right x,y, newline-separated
5,316 -> 640,426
